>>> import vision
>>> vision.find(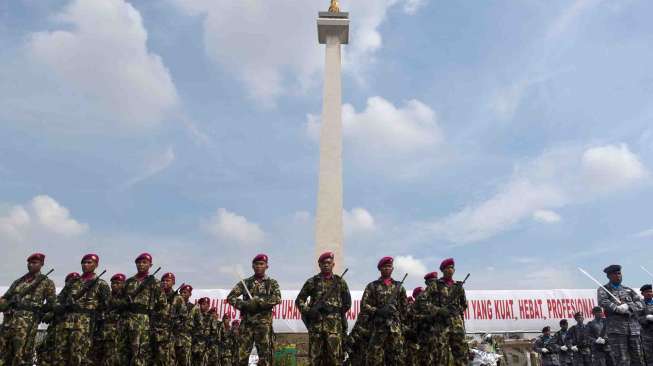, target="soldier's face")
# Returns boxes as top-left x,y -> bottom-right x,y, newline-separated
252,261 -> 268,276
575,315 -> 584,324
593,310 -> 602,319
81,259 -> 97,274
181,289 -> 191,301
608,271 -> 622,284
443,266 -> 455,278
543,330 -> 550,337
560,323 -> 568,331
380,263 -> 393,278
136,259 -> 152,274
161,277 -> 175,291
111,281 -> 125,293
643,289 -> 653,300
27,259 -> 43,273
319,258 -> 334,274
200,302 -> 210,312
